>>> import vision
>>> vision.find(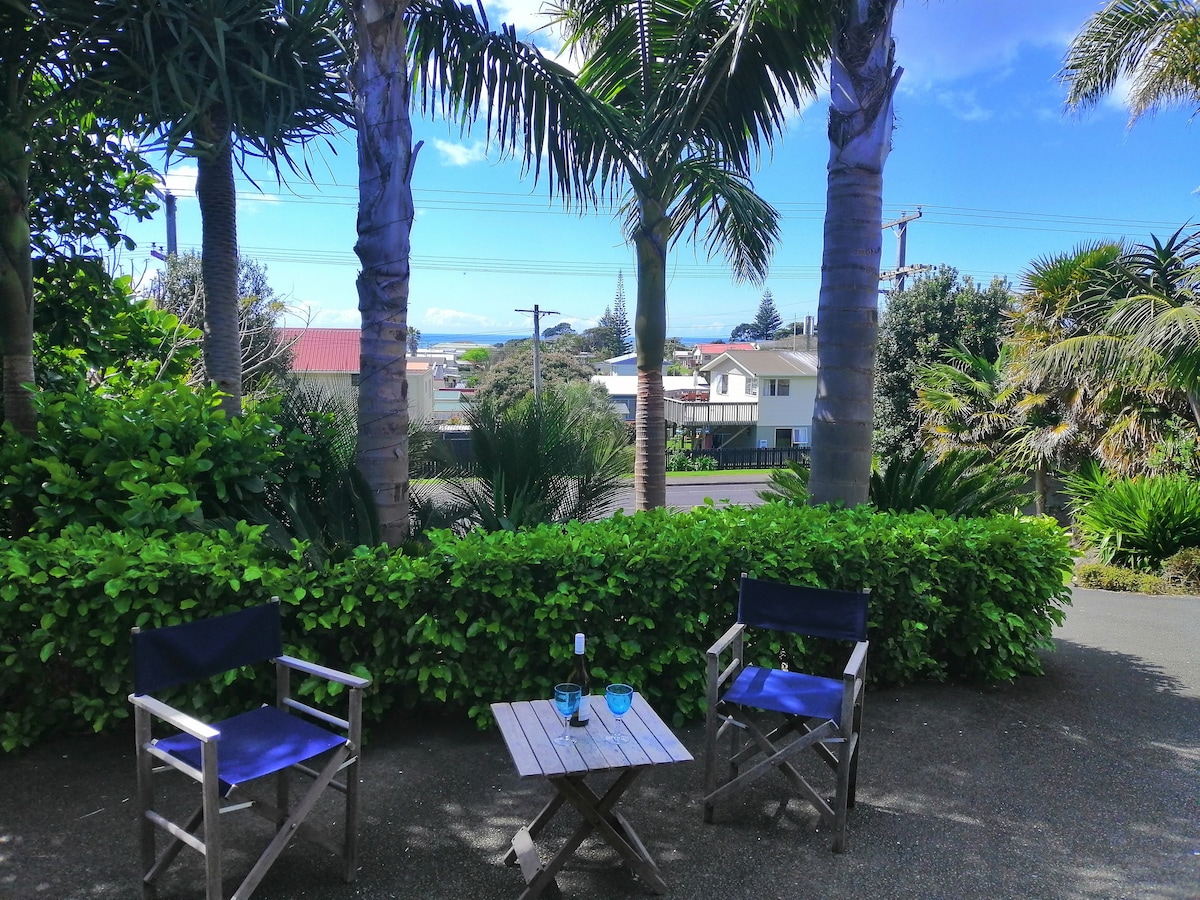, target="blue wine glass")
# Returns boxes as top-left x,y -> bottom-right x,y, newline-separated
553,682 -> 582,745
605,683 -> 634,744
